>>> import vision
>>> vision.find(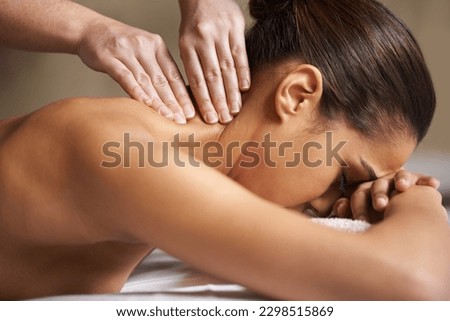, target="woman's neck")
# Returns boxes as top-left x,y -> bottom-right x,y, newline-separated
168,70 -> 282,176
182,75 -> 278,175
